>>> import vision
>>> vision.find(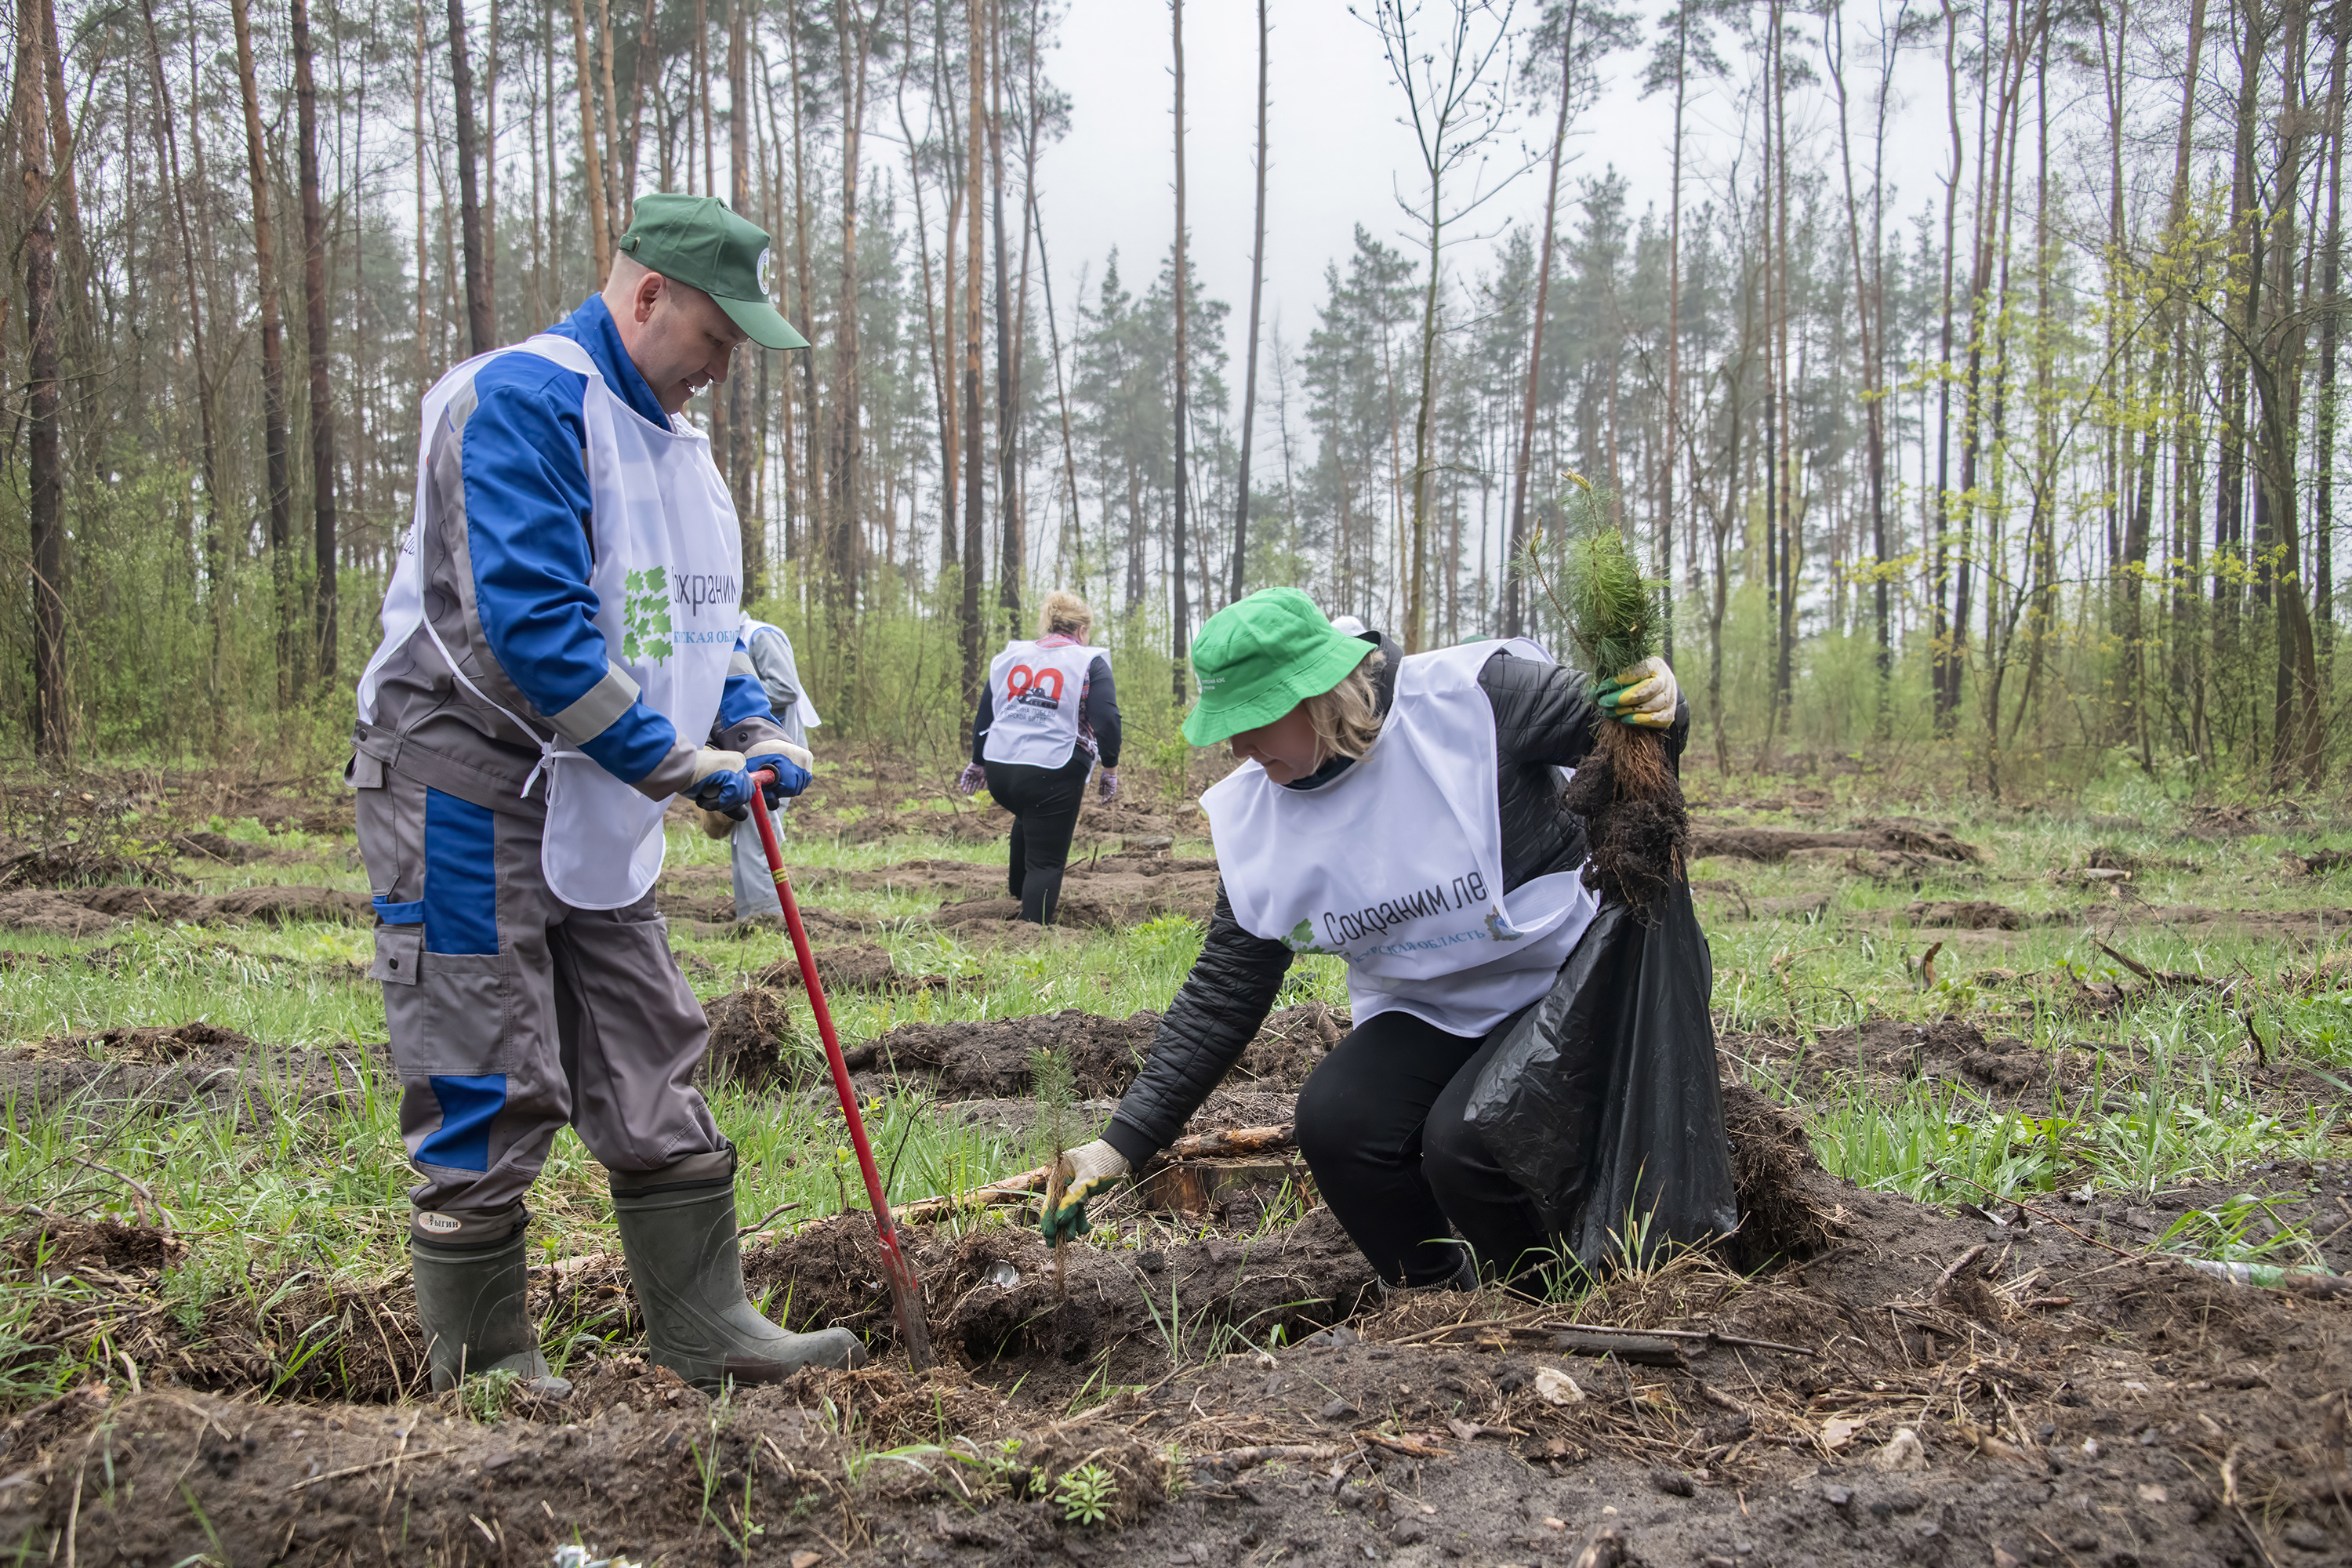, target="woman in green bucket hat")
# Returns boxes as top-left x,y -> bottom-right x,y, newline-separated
1037,588 -> 1734,1290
